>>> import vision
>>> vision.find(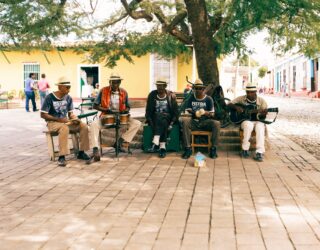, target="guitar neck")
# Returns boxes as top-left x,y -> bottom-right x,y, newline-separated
248,107 -> 278,114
